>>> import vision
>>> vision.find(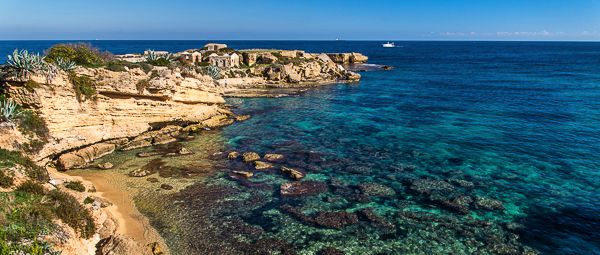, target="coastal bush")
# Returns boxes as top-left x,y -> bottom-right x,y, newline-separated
0,169 -> 13,188
47,190 -> 96,238
148,58 -> 171,67
68,73 -> 97,101
105,61 -> 128,72
0,149 -> 49,182
45,43 -> 111,67
64,181 -> 85,192
0,192 -> 58,255
196,62 -> 210,67
16,181 -> 46,195
83,197 -> 94,204
17,109 -> 49,139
